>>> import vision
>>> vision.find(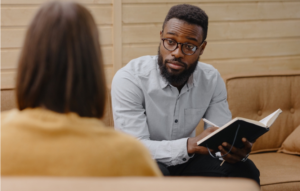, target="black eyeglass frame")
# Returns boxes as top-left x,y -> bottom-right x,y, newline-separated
161,38 -> 205,56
